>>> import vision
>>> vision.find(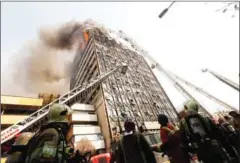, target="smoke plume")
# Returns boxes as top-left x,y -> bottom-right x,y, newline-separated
39,21 -> 83,50
3,21 -> 85,96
